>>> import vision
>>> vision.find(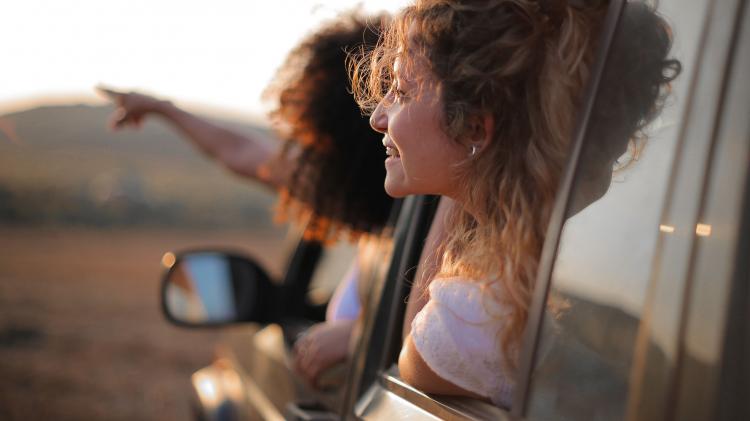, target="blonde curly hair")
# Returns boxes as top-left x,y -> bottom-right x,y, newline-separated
353,0 -> 681,374
352,0 -> 606,370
